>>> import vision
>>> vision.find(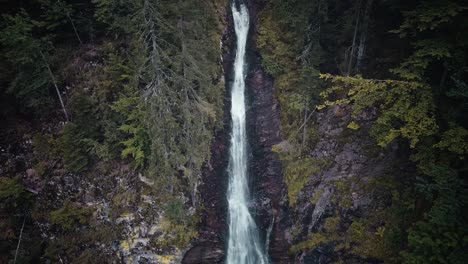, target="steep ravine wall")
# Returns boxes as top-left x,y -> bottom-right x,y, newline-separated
246,68 -> 292,264
183,0 -> 292,263
182,4 -> 233,264
286,105 -> 410,264
244,0 -> 293,263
